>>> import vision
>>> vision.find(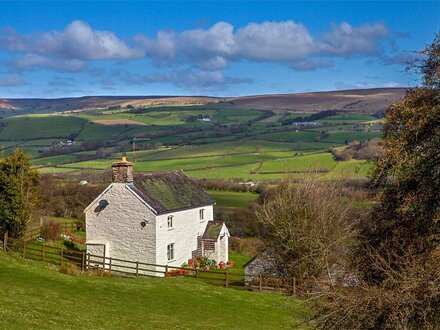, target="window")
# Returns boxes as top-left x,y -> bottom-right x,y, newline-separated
167,215 -> 173,228
167,243 -> 174,261
199,209 -> 205,221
